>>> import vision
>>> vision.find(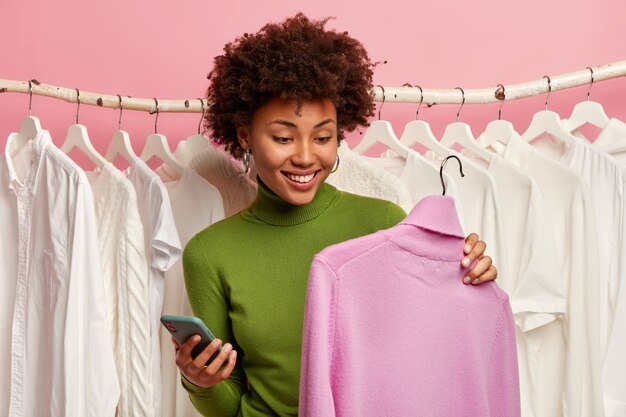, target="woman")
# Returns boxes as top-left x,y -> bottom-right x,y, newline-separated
175,13 -> 497,417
